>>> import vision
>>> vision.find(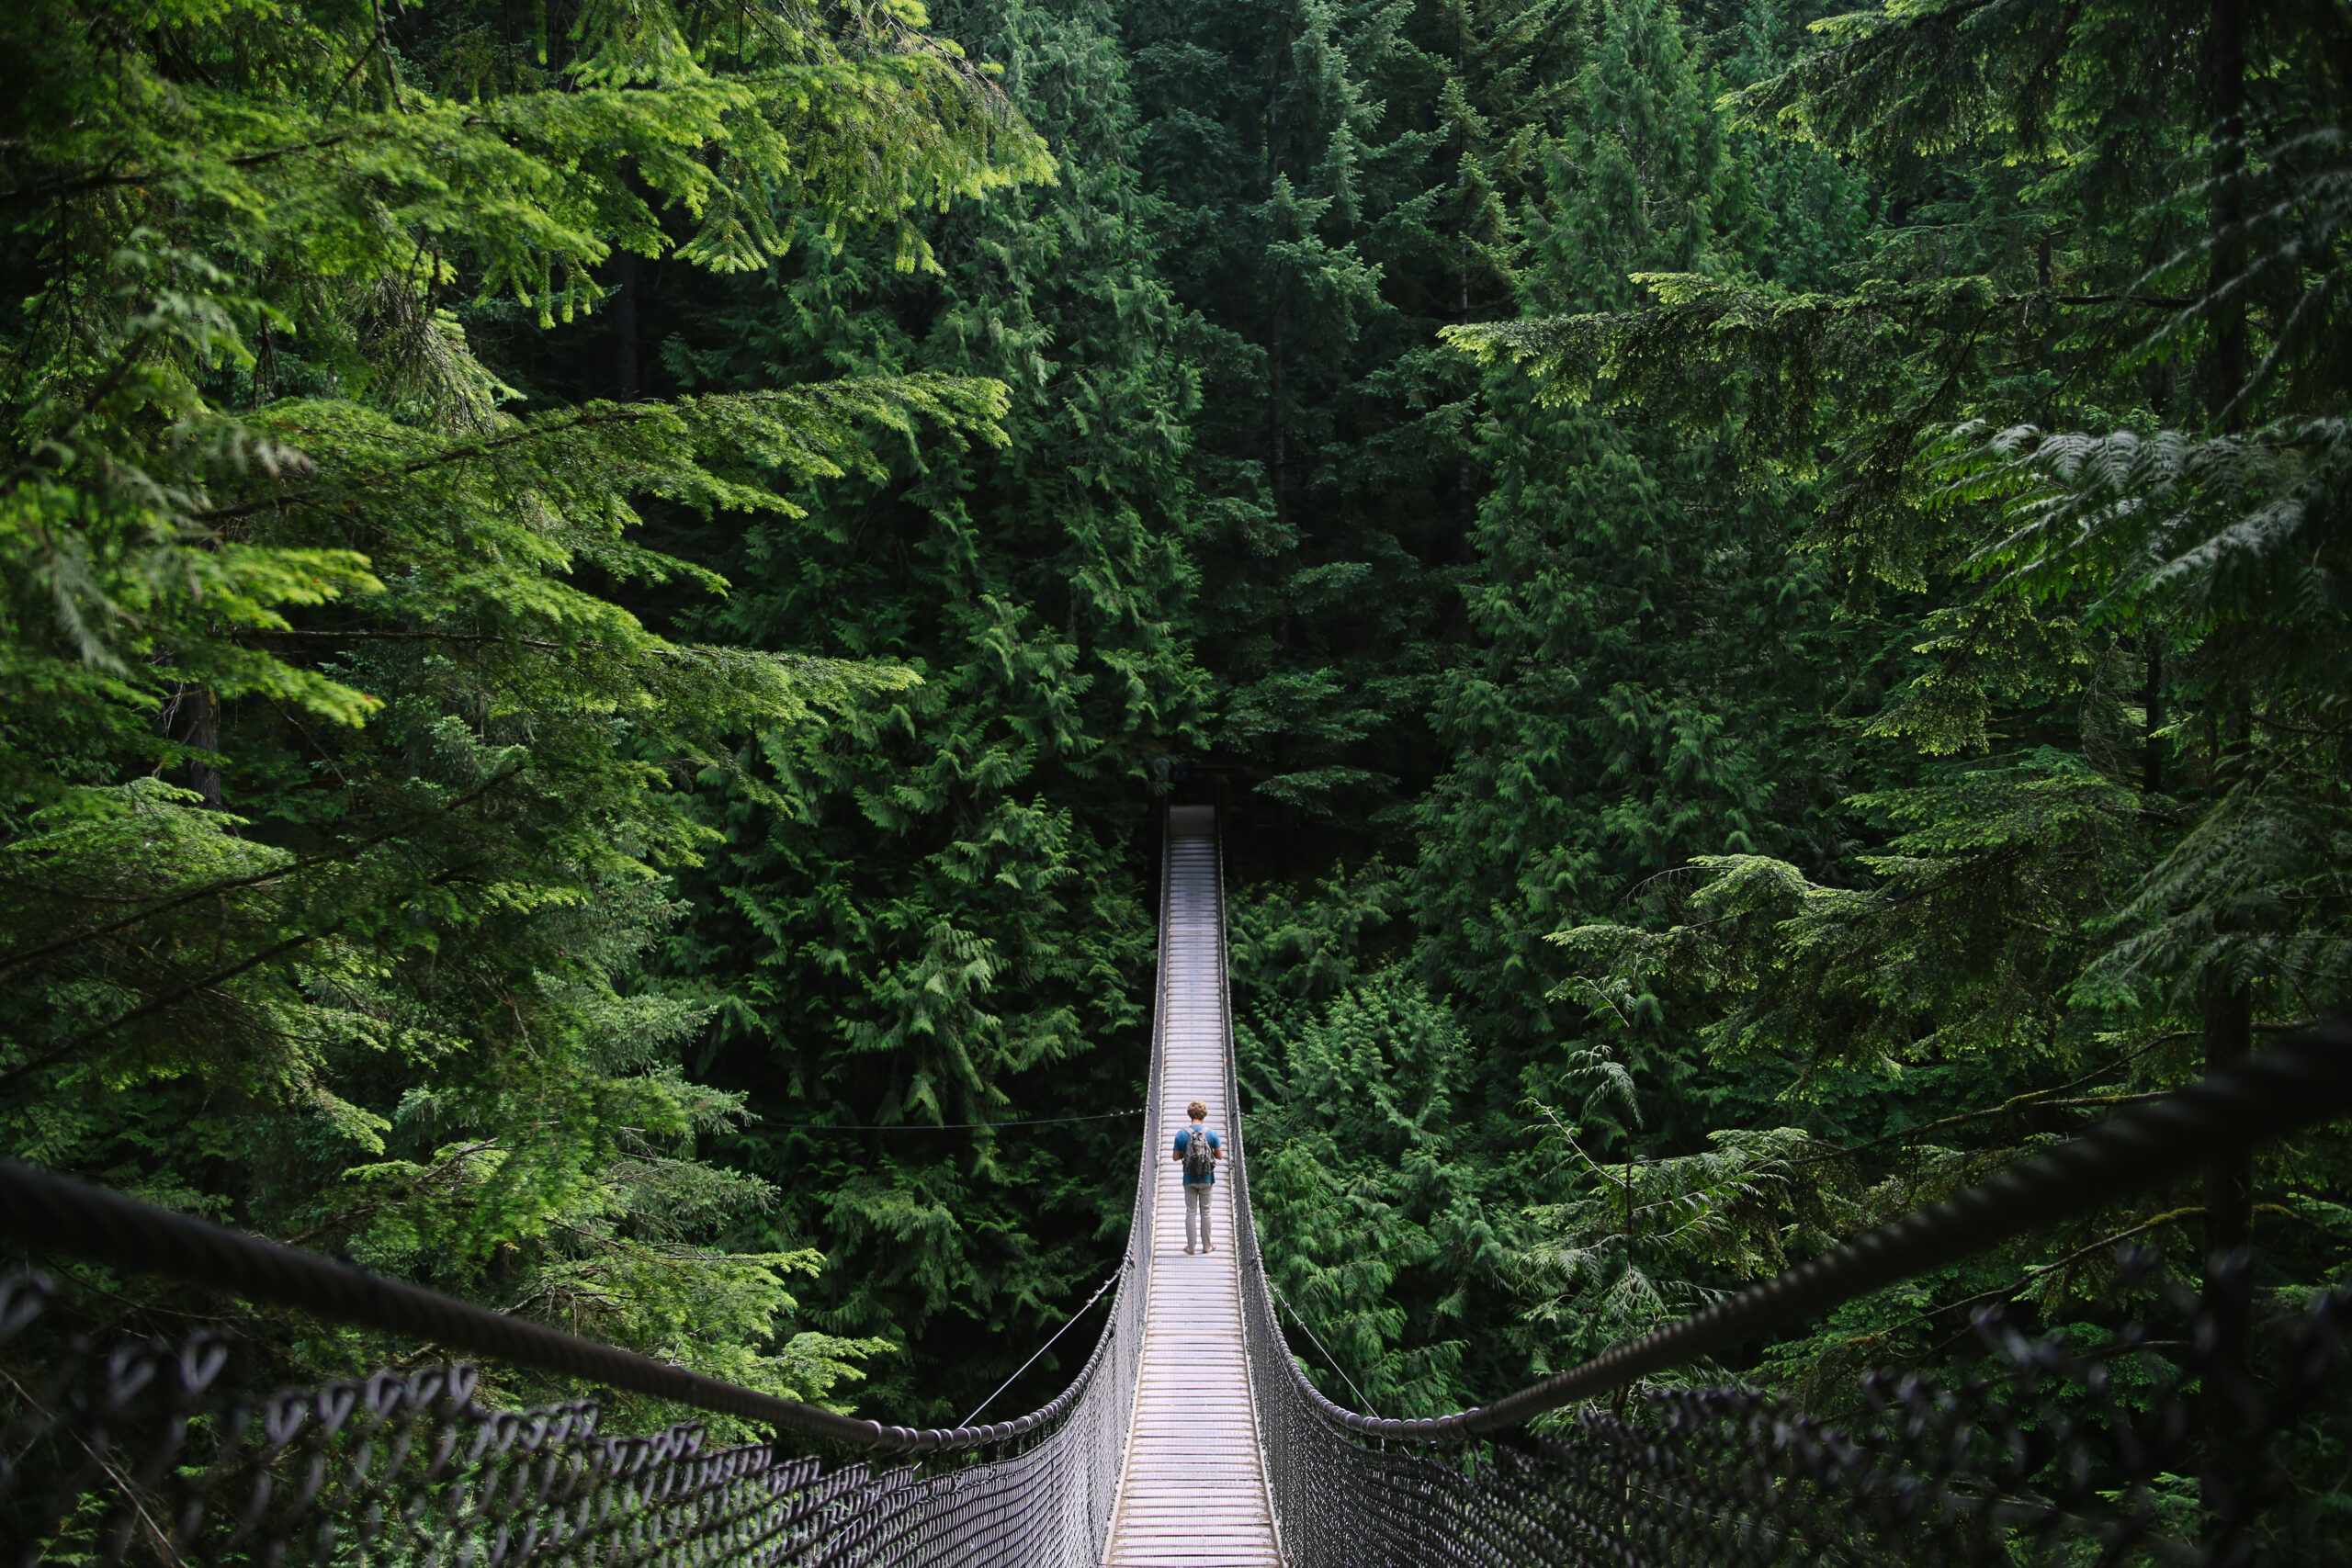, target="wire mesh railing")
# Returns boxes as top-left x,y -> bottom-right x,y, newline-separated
0,830 -> 1182,1568
0,1154 -> 1149,1567
1233,1214 -> 2352,1566
1220,808 -> 2352,1568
